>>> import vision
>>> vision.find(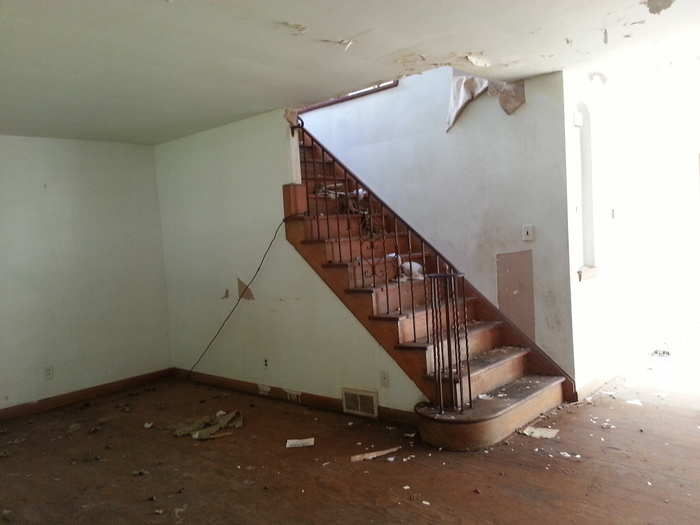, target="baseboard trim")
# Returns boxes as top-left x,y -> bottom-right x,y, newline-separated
0,368 -> 176,422
0,367 -> 417,427
177,369 -> 418,426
